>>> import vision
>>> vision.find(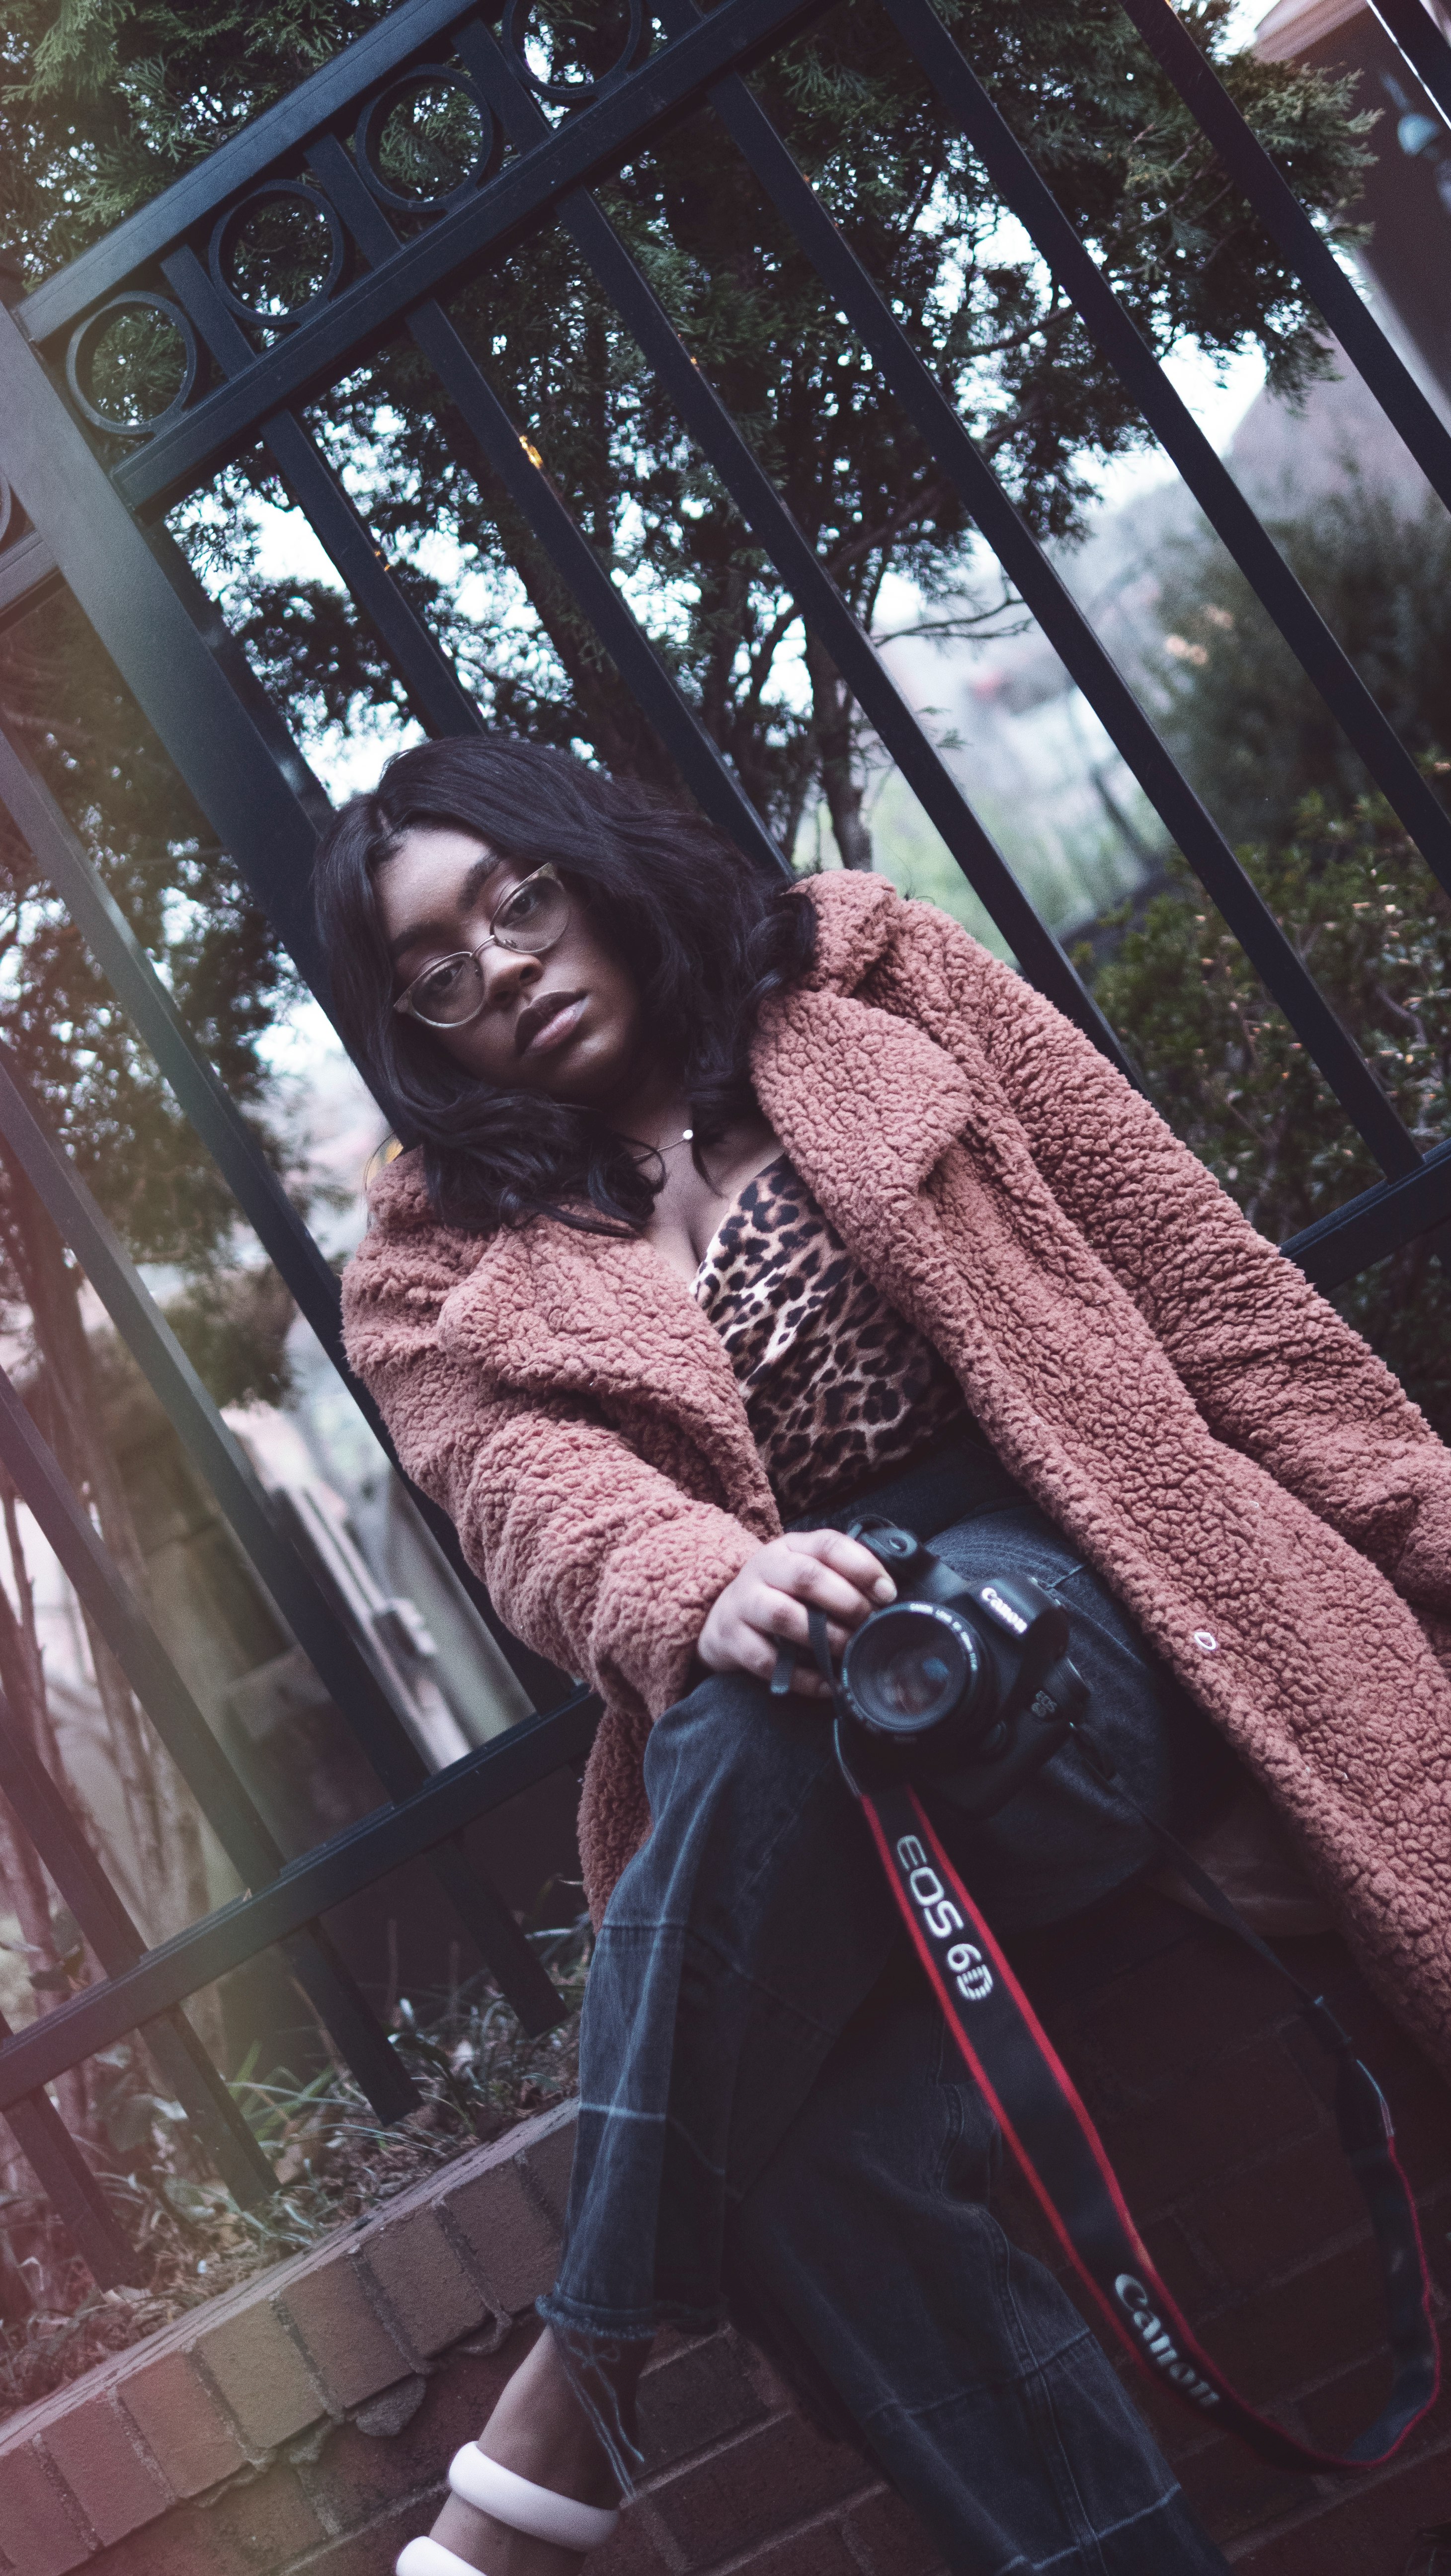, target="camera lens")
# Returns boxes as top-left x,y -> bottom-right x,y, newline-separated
842,1601 -> 981,1738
